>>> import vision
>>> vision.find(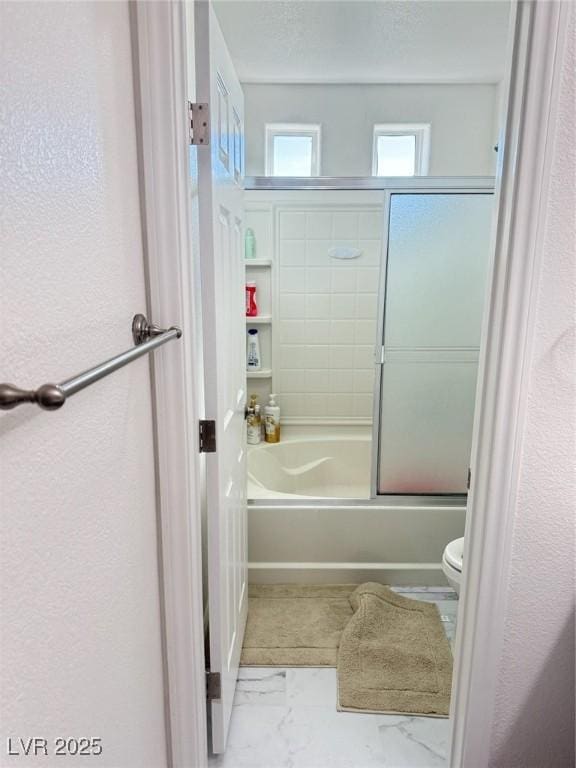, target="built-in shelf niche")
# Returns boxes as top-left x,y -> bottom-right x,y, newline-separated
245,204 -> 275,405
